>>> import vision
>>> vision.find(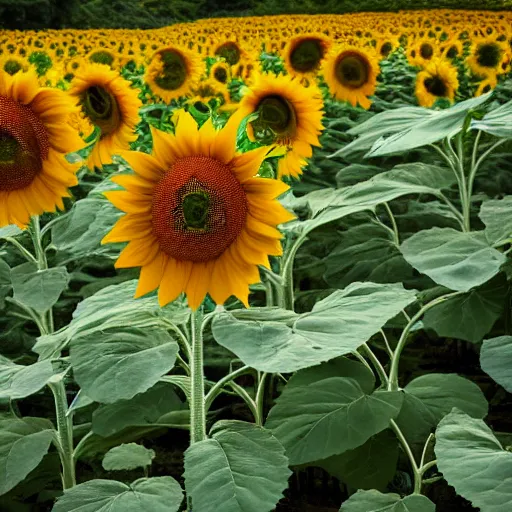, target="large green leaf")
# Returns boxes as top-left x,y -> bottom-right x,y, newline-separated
299,164 -> 456,236
0,356 -> 54,400
265,364 -> 403,465
324,222 -> 413,288
33,280 -> 189,360
184,421 -> 291,512
0,258 -> 11,309
395,391 -> 437,445
364,93 -> 492,157
423,276 -> 507,343
212,282 -> 416,373
339,490 -> 435,512
51,197 -> 123,263
404,373 -> 488,421
102,444 -> 155,471
92,382 -> 185,437
479,196 -> 512,245
11,263 -> 69,314
71,327 -> 178,403
0,225 -> 23,239
480,336 -> 512,392
0,417 -> 54,495
51,477 -> 183,512
400,228 -> 506,291
435,410 -> 512,512
318,430 -> 398,491
471,99 -> 512,139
